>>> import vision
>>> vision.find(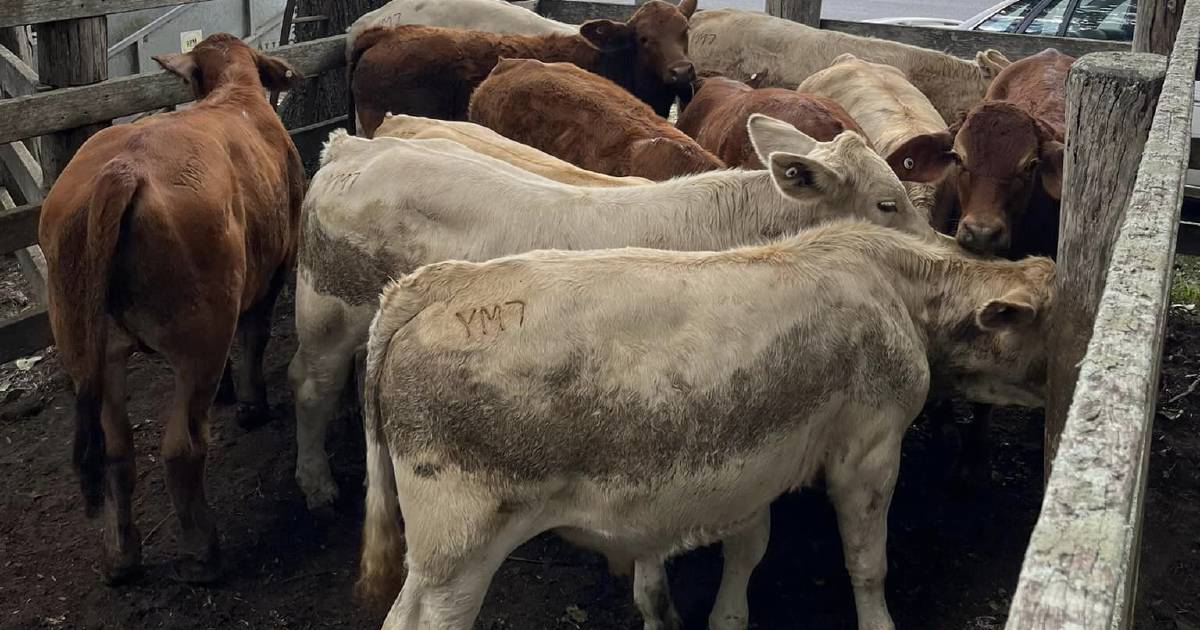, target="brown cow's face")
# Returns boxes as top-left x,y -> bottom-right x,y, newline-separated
580,0 -> 696,91
886,102 -> 1064,257
153,33 -> 302,99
